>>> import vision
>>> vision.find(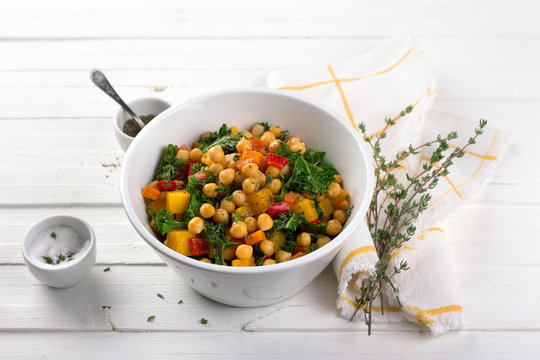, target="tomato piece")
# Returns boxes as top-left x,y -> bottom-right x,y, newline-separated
250,138 -> 264,151
156,180 -> 177,191
267,202 -> 290,218
189,237 -> 210,256
266,154 -> 288,169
